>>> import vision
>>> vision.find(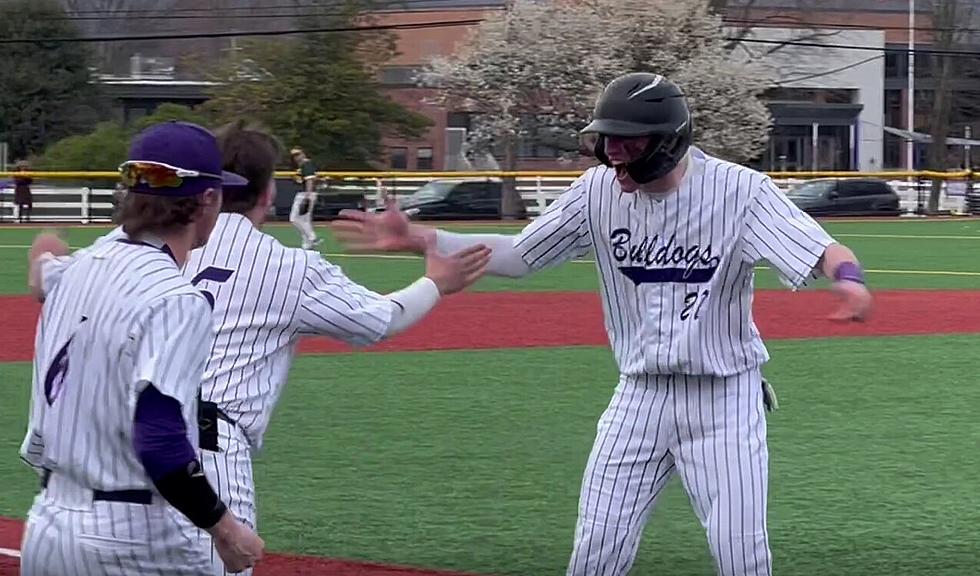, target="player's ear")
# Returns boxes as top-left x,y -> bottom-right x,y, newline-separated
200,187 -> 222,210
261,179 -> 277,208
